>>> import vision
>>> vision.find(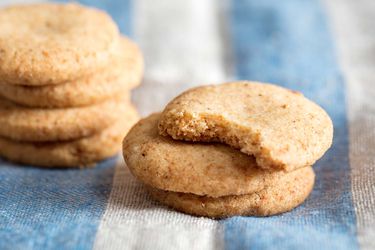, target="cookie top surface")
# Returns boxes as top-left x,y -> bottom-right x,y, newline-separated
0,37 -> 144,108
0,3 -> 119,85
123,113 -> 309,198
148,166 -> 315,218
158,81 -> 333,171
0,94 -> 130,142
0,104 -> 139,167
